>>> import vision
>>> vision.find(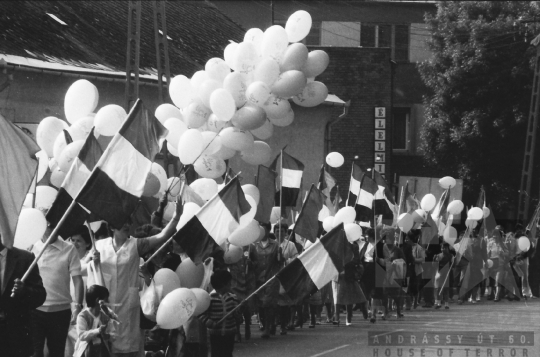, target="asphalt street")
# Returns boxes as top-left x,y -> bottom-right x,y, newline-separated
234,299 -> 540,357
